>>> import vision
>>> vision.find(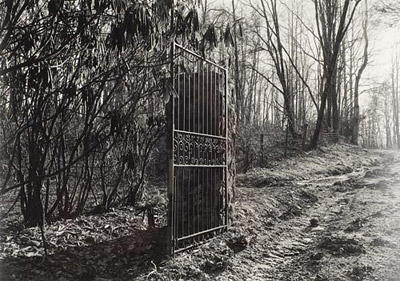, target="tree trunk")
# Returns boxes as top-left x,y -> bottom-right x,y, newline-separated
352,0 -> 369,145
310,0 -> 362,149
